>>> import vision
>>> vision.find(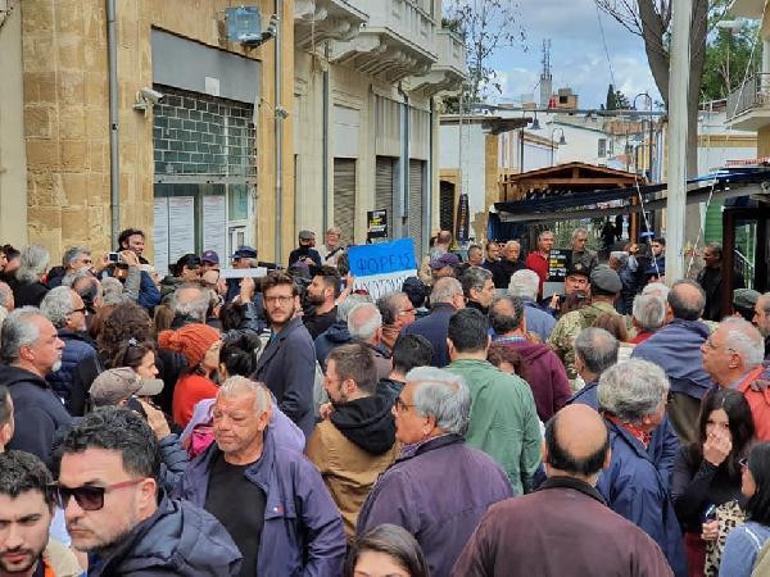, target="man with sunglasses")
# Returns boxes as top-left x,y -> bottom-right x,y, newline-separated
55,407 -> 242,576
0,451 -> 83,577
